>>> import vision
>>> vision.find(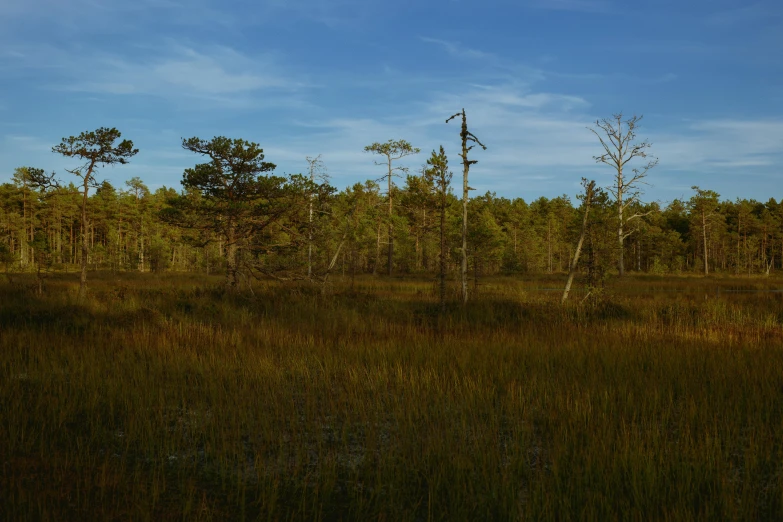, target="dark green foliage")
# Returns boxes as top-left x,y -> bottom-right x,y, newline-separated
52,127 -> 138,168
364,139 -> 421,276
2,170 -> 782,282
51,127 -> 138,299
162,136 -> 326,289
423,146 -> 452,310
1,131 -> 782,289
